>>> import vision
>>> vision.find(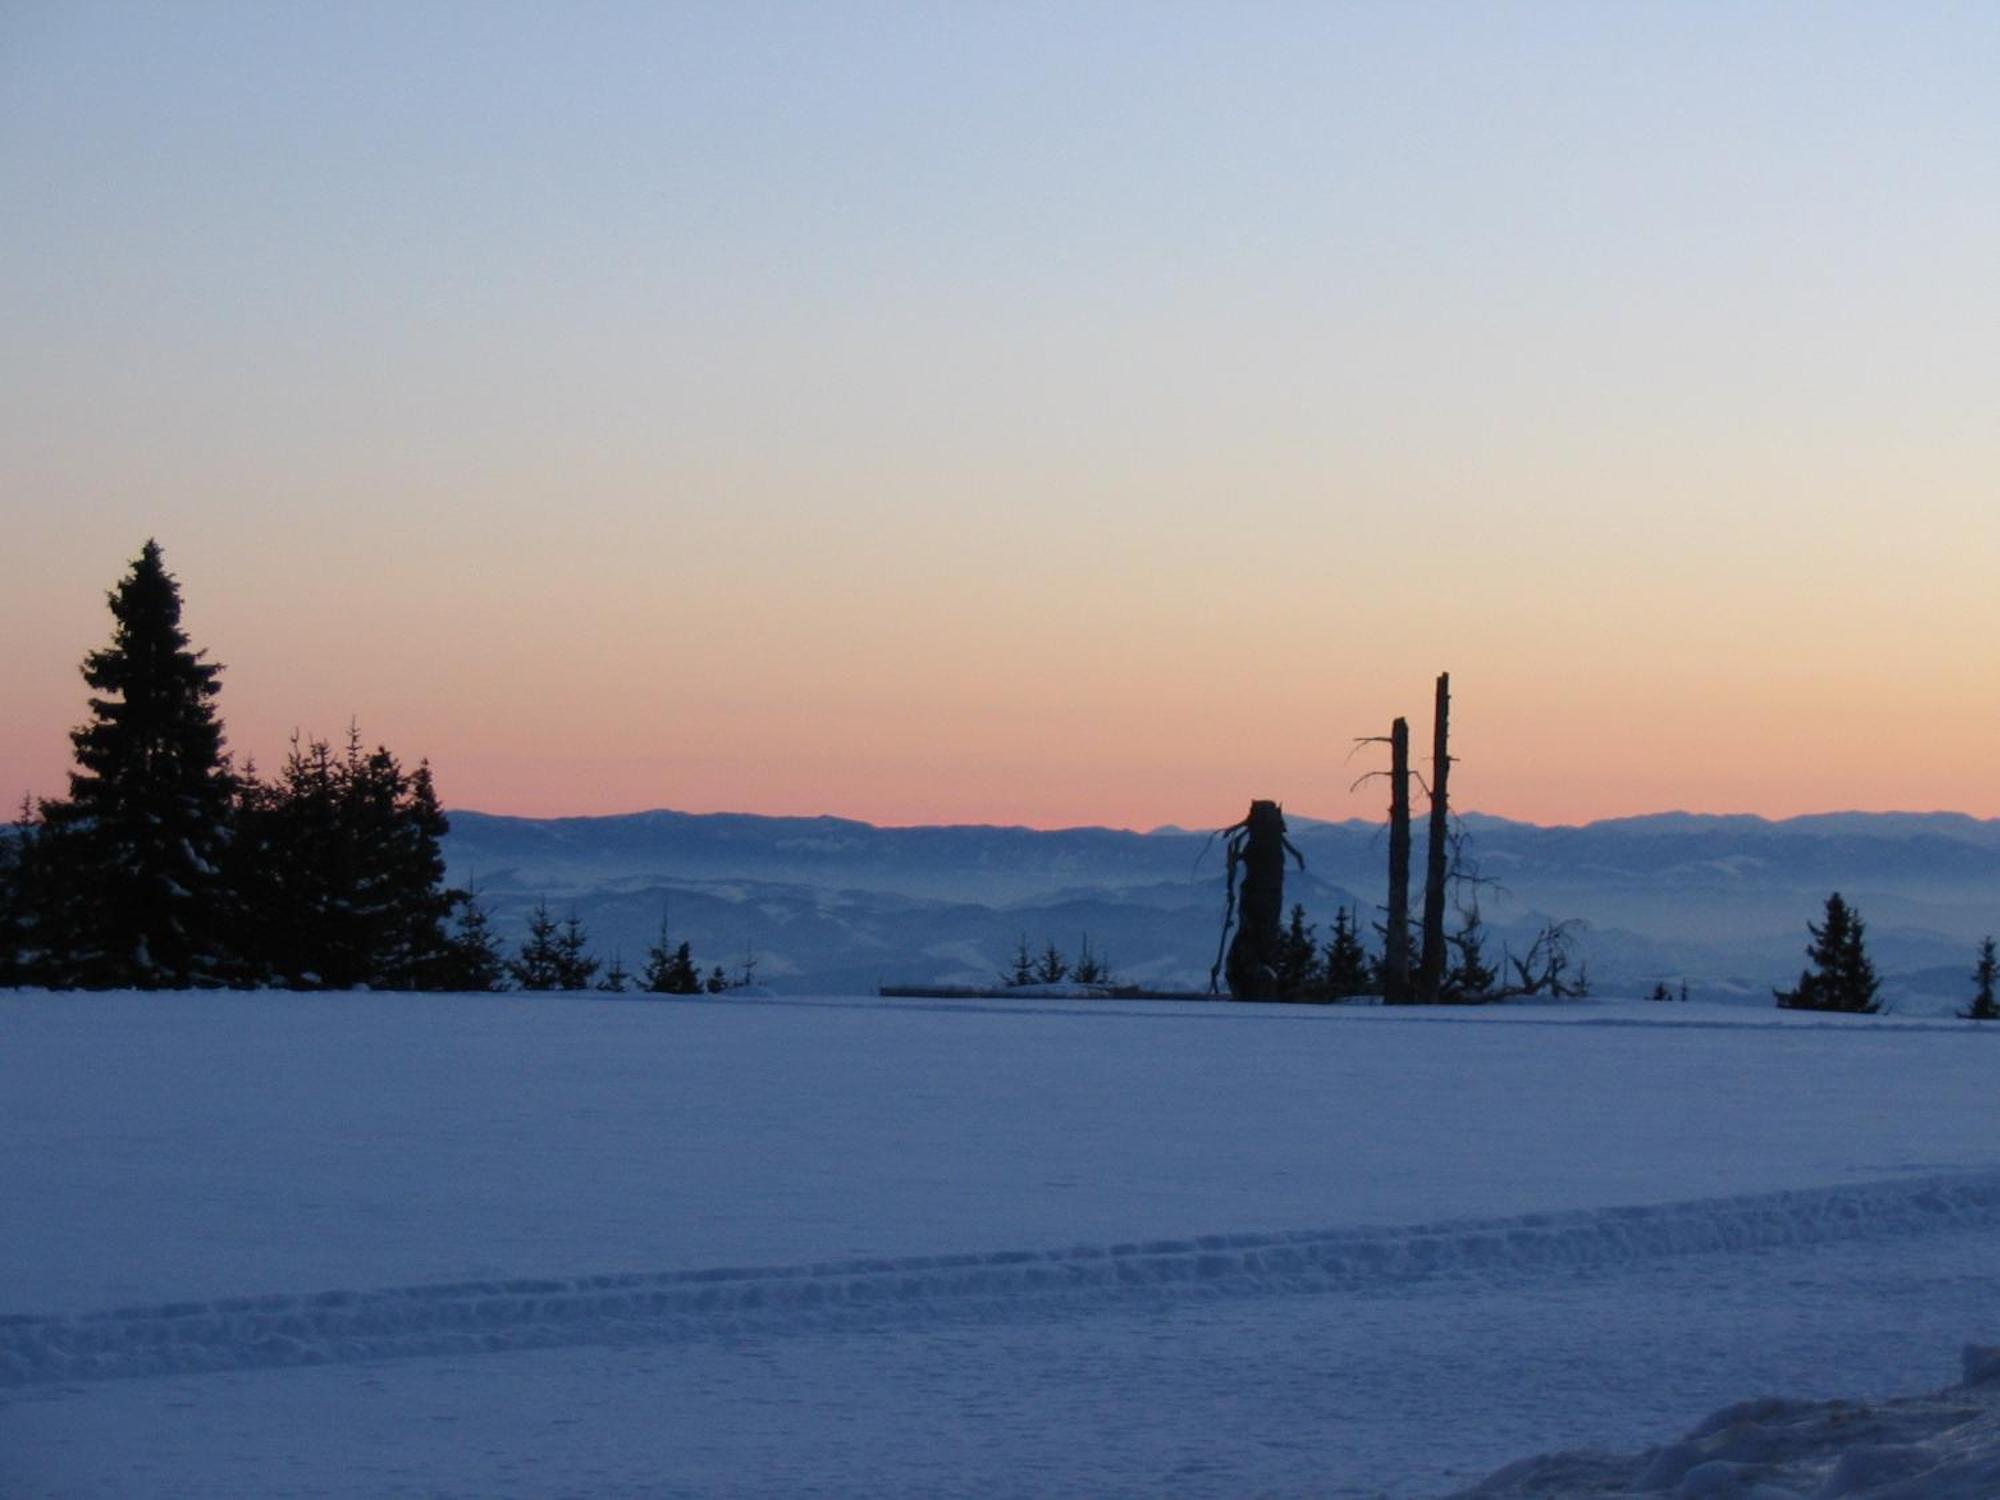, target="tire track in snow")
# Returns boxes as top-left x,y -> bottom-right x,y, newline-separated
7,1169 -> 2000,1388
